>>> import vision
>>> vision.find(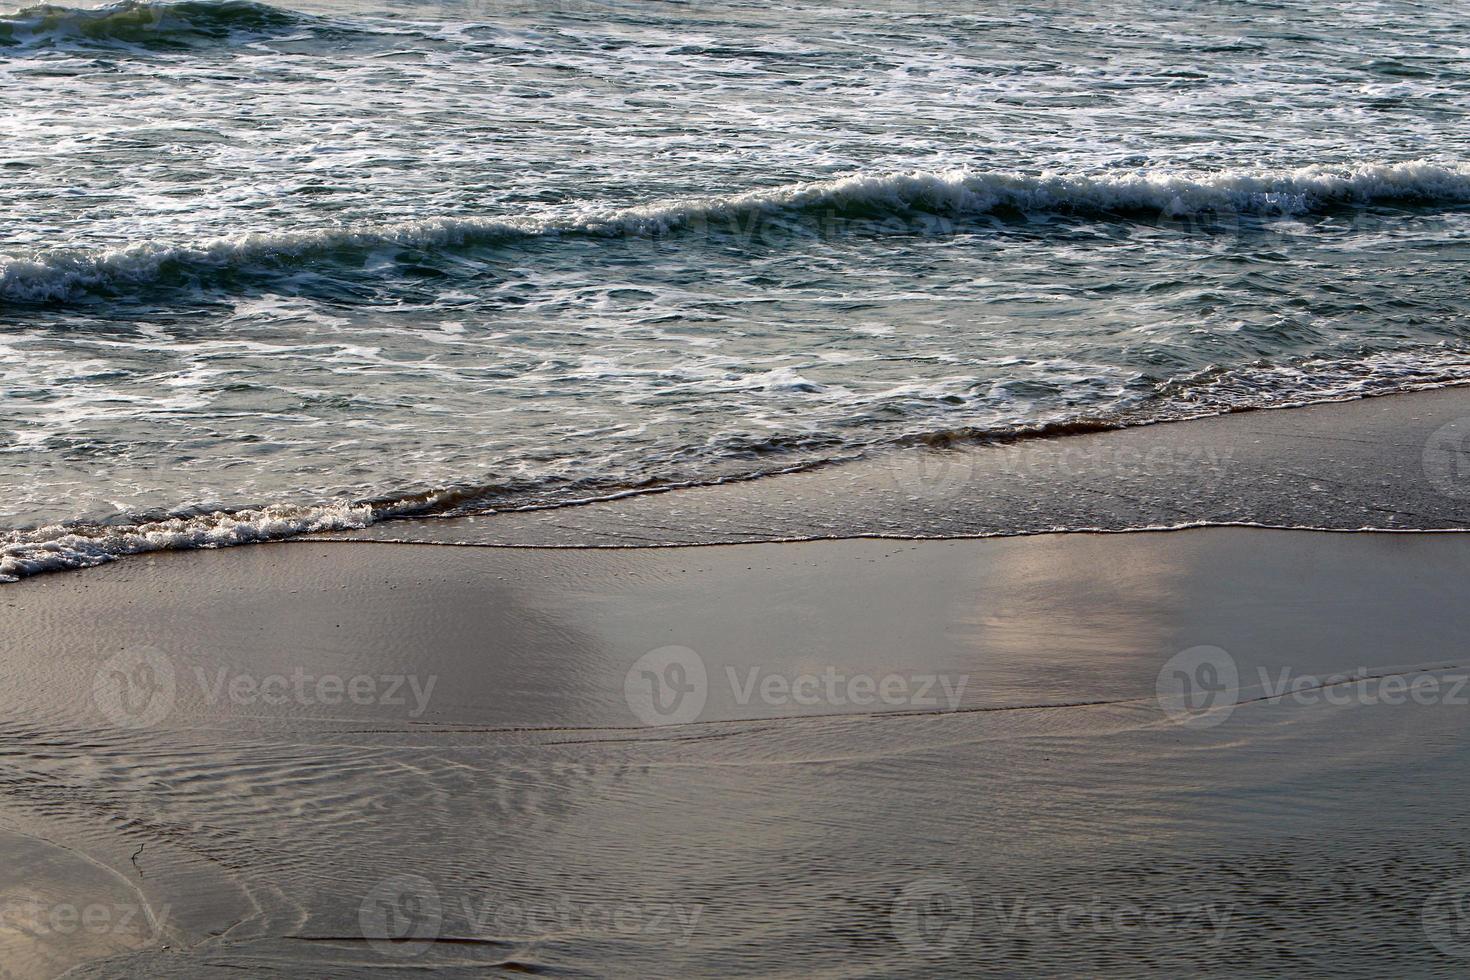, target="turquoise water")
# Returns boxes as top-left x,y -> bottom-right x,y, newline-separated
4,0 -> 1470,577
